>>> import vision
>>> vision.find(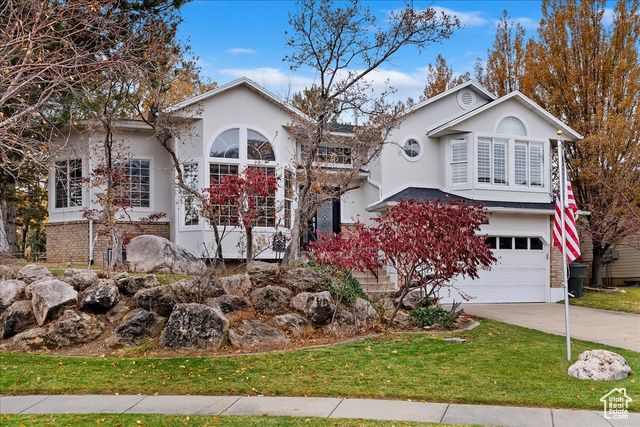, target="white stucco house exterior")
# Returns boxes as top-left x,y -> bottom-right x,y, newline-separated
46,77 -> 581,303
